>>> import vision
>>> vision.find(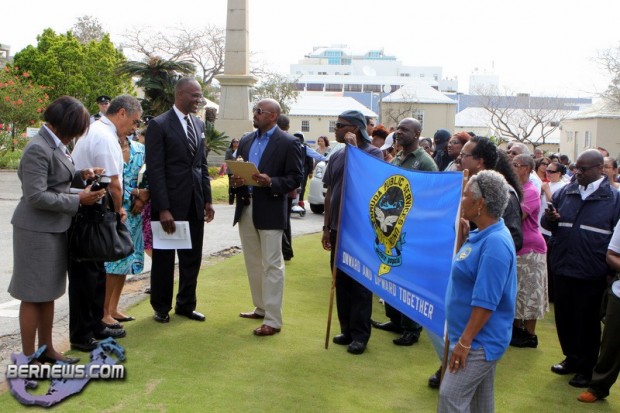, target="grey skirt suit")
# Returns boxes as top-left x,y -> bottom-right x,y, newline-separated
9,128 -> 82,302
